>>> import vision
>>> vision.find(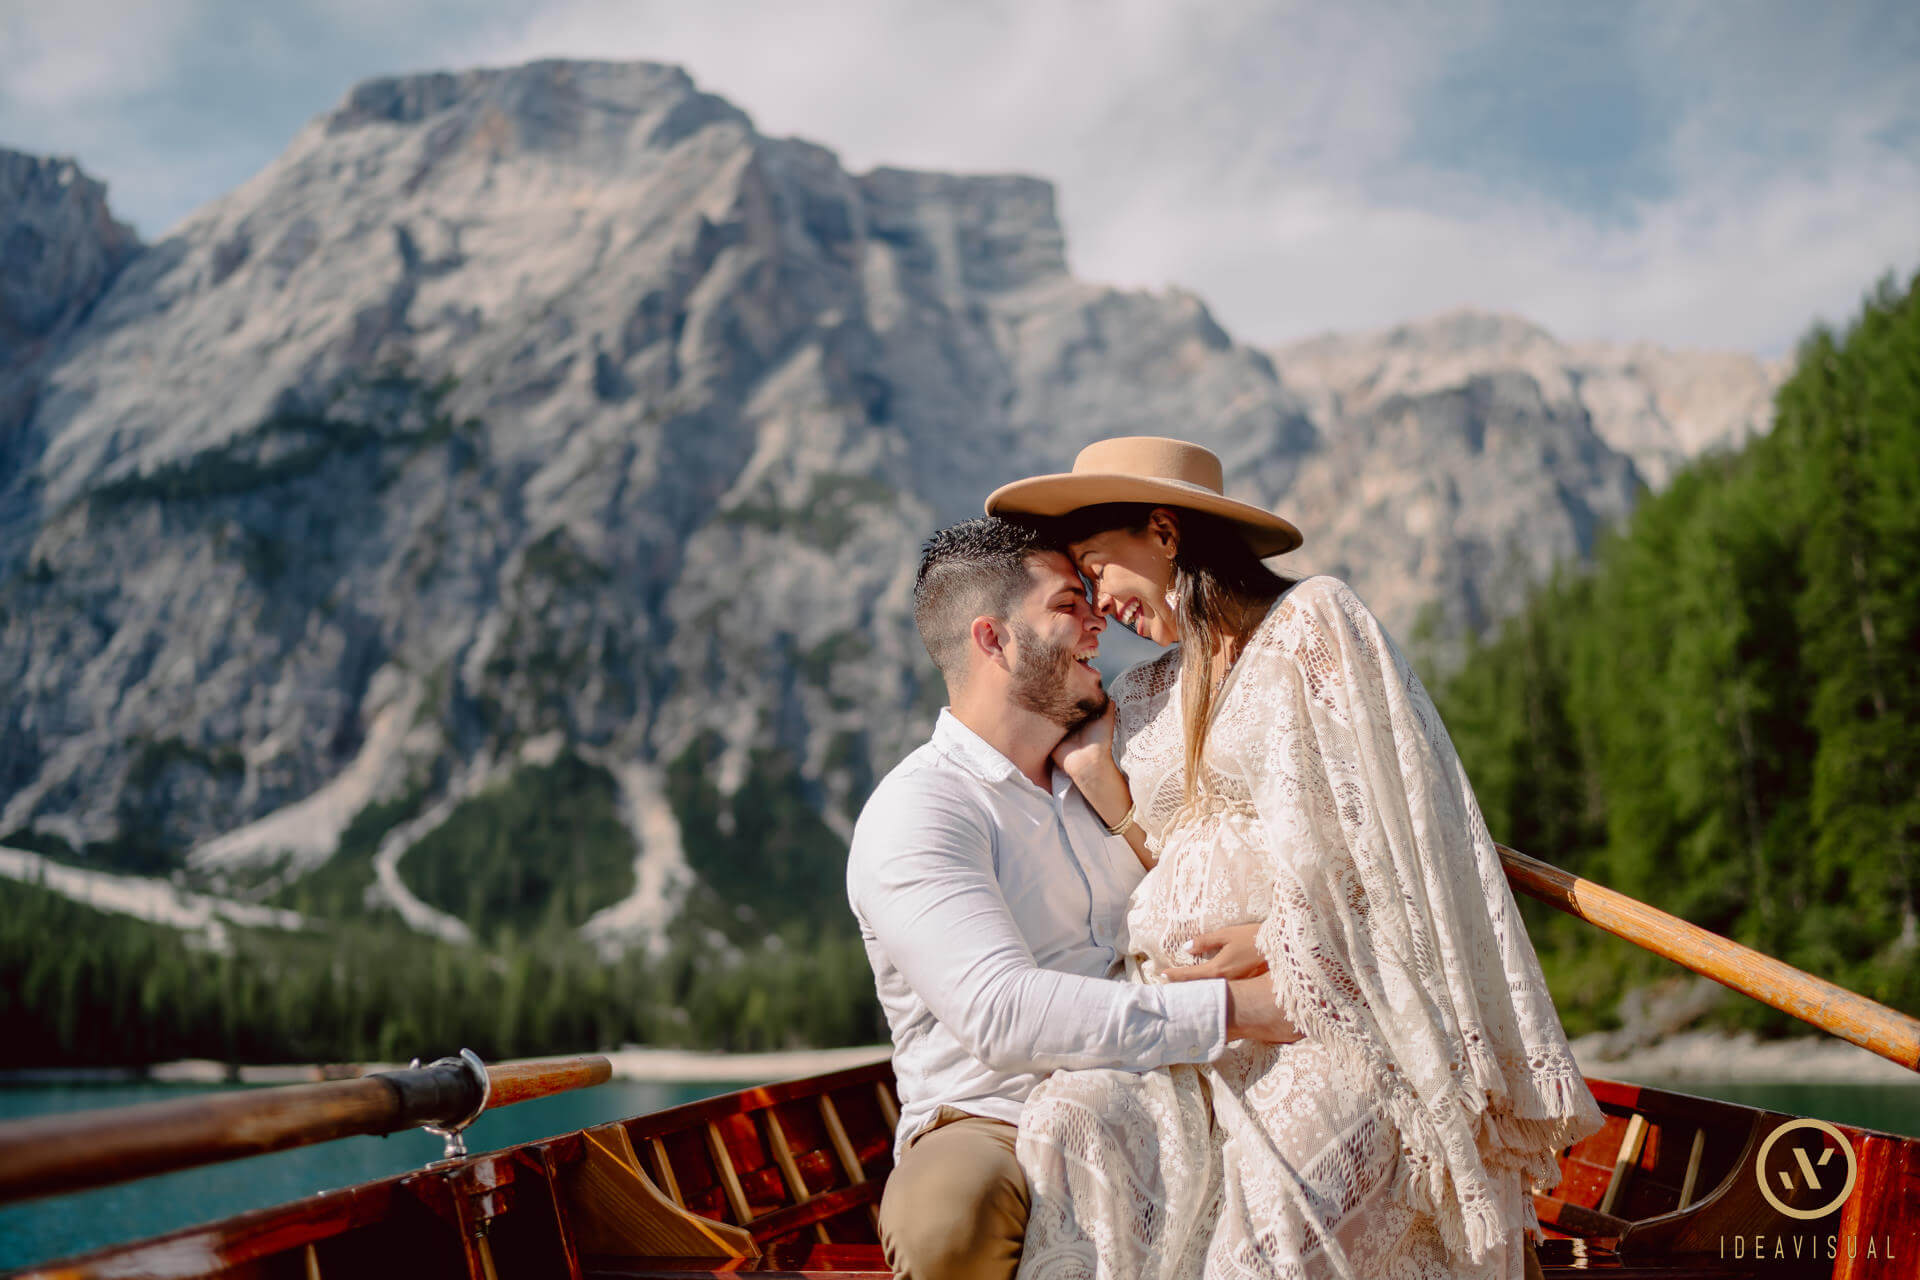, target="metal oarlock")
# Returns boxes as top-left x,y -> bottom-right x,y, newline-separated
409,1048 -> 490,1161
